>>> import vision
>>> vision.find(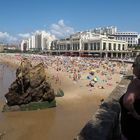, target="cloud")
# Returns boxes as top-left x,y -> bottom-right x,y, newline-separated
0,32 -> 17,43
18,33 -> 30,38
0,20 -> 75,44
0,32 -> 31,44
50,19 -> 75,38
